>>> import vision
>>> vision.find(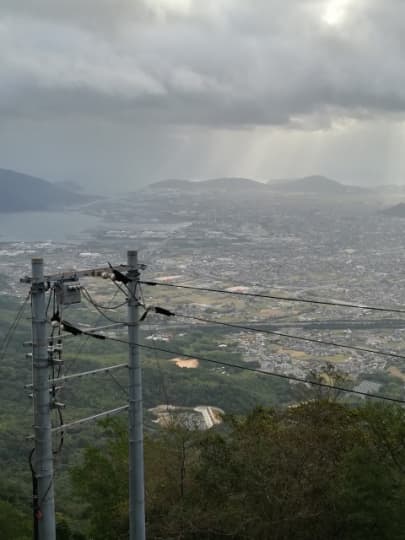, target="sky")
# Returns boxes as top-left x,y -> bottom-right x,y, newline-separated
1,0 -> 405,192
